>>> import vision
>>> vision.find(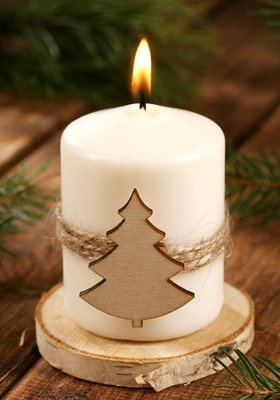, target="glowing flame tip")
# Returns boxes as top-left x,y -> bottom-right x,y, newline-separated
131,38 -> 151,96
